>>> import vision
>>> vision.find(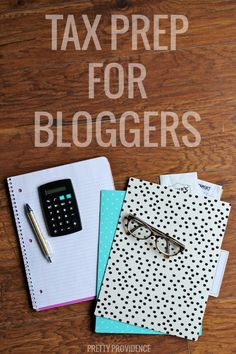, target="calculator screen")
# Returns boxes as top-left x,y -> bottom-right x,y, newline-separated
46,186 -> 66,195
